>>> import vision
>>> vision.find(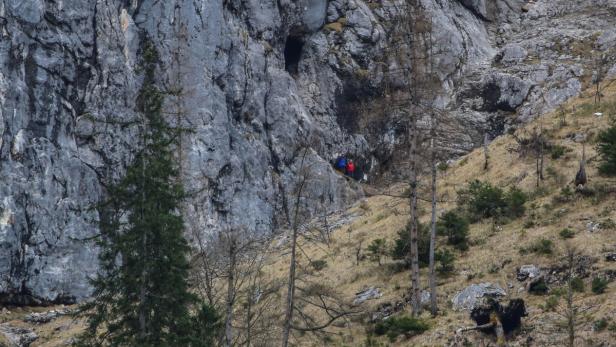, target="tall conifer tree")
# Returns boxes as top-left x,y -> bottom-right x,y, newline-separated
76,38 -> 219,347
